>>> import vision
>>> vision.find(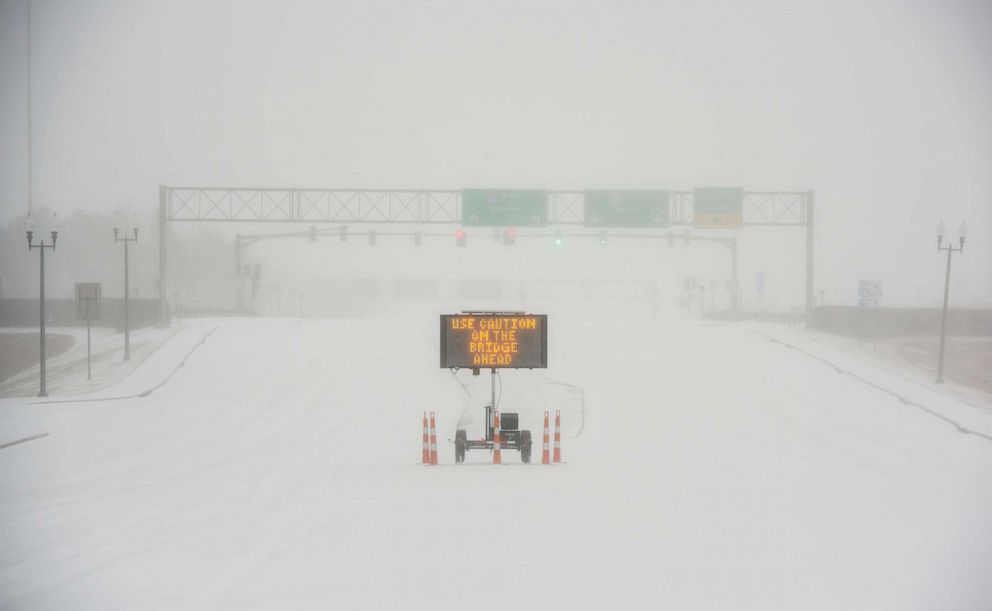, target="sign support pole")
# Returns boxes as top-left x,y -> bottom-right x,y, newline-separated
235,233 -> 243,310
490,368 -> 496,413
806,190 -> 815,321
731,236 -> 739,311
158,185 -> 169,327
86,298 -> 92,380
